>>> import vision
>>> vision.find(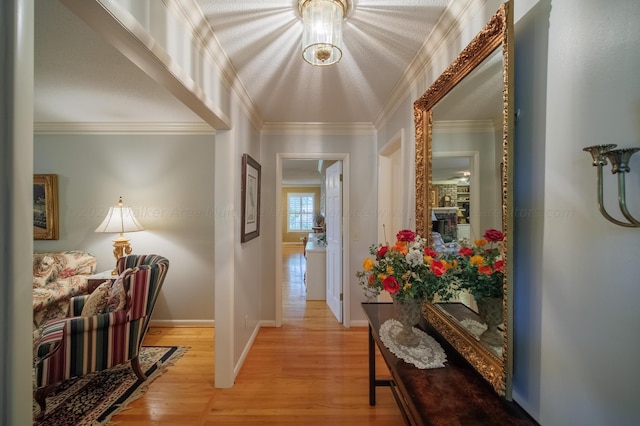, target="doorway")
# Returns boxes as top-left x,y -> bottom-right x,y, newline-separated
275,153 -> 351,328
